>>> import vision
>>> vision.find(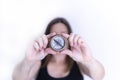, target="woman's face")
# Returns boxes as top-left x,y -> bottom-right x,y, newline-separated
50,23 -> 68,34
50,23 -> 69,50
